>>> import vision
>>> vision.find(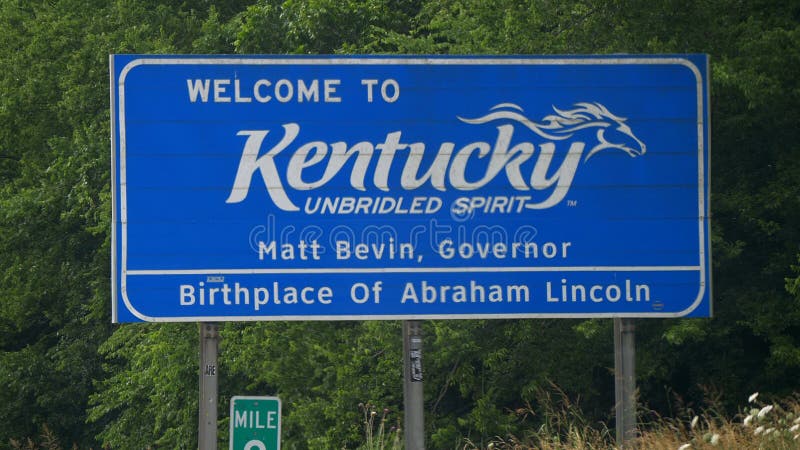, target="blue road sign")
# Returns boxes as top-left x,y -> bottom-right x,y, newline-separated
111,55 -> 711,322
